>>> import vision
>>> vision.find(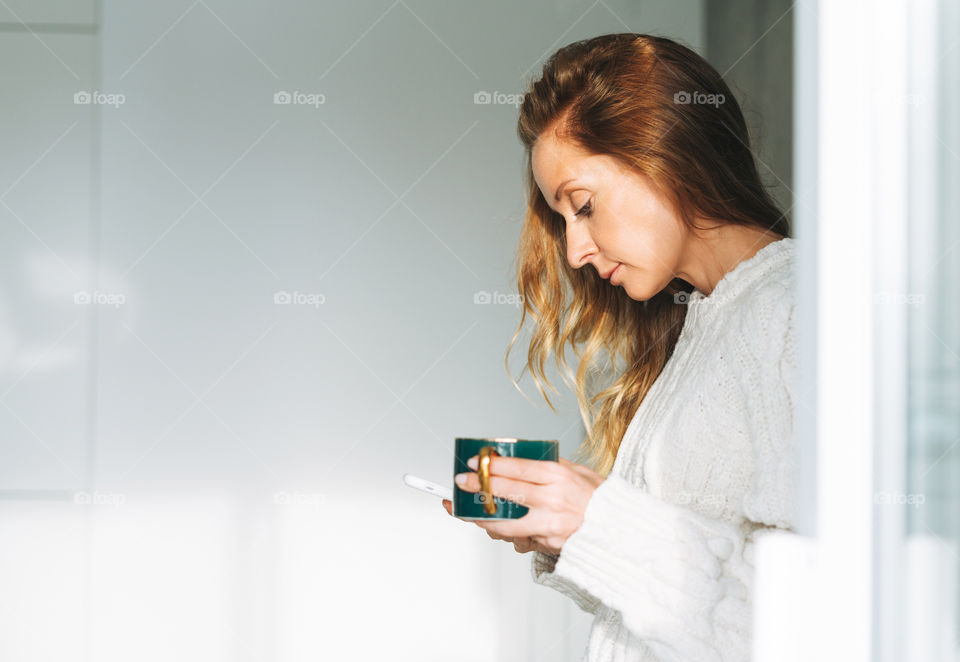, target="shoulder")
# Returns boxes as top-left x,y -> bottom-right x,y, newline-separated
746,265 -> 794,334
727,248 -> 797,528
691,237 -> 796,350
734,238 -> 795,312
702,246 -> 796,440
726,241 -> 796,365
